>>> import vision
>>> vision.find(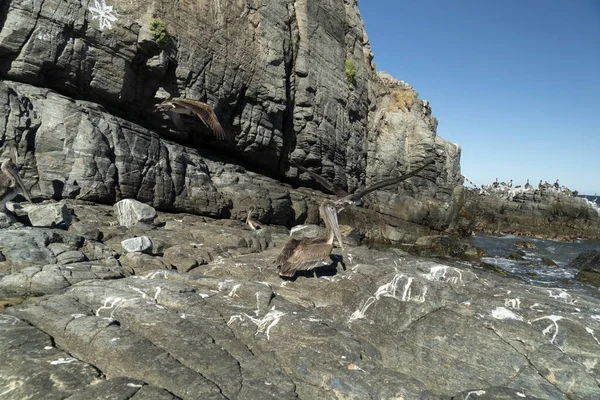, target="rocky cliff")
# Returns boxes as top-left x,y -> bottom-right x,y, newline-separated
0,0 -> 462,242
